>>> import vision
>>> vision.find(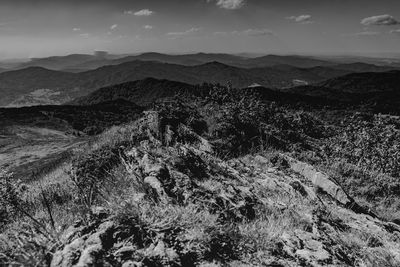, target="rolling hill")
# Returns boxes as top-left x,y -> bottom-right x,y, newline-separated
287,70 -> 400,95
286,70 -> 400,113
1,57 -> 398,107
318,70 -> 400,93
72,77 -> 336,109
241,54 -> 334,68
15,53 -> 126,71
0,61 -> 352,107
18,54 -> 97,70
0,67 -> 78,106
72,78 -> 197,106
68,53 -> 337,71
7,52 -> 399,73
